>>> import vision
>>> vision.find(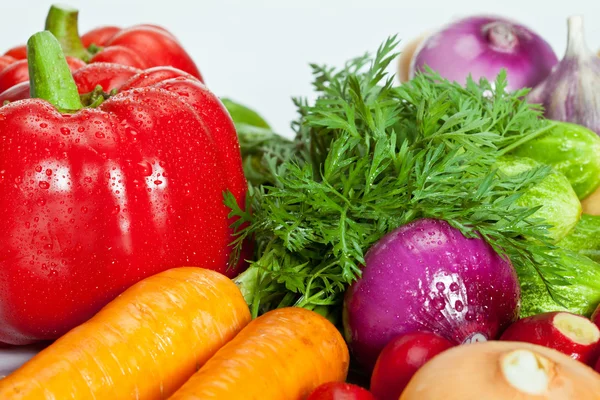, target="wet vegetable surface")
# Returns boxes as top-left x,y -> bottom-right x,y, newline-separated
0,32 -> 247,344
343,218 -> 520,370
